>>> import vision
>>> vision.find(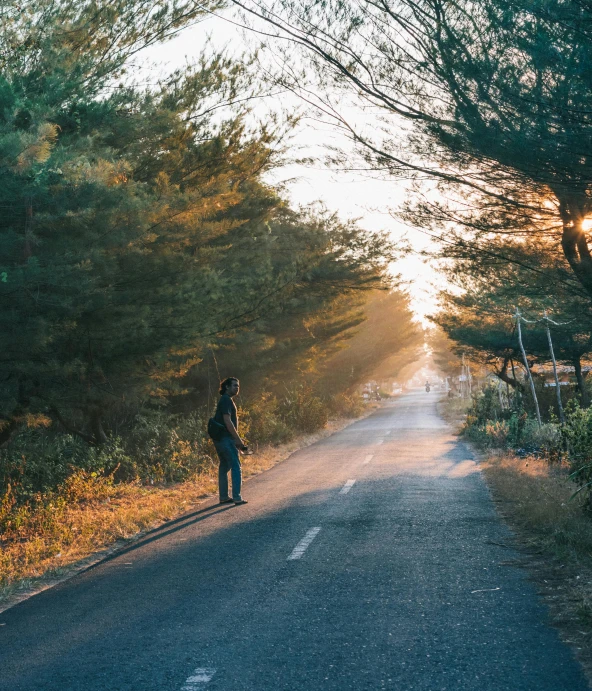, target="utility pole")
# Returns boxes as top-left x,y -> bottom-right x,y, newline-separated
515,308 -> 542,428
543,311 -> 565,424
461,353 -> 468,399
